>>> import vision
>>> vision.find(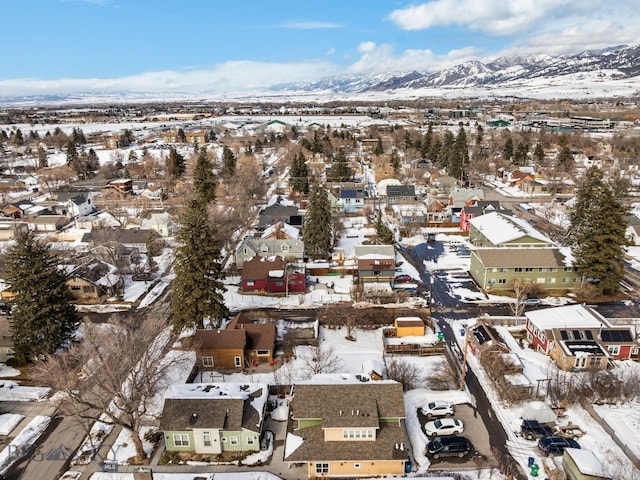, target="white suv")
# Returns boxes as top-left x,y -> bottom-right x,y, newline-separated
421,400 -> 454,418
